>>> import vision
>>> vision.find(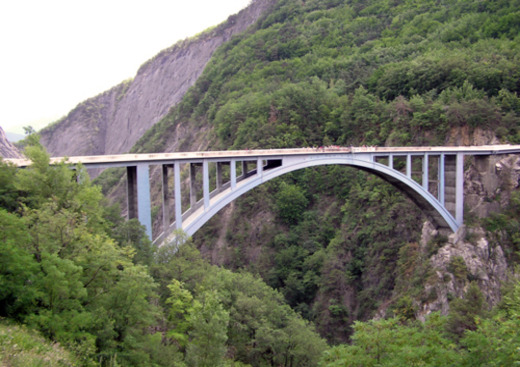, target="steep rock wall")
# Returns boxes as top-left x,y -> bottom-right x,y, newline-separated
40,0 -> 276,157
0,126 -> 23,159
415,151 -> 520,319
